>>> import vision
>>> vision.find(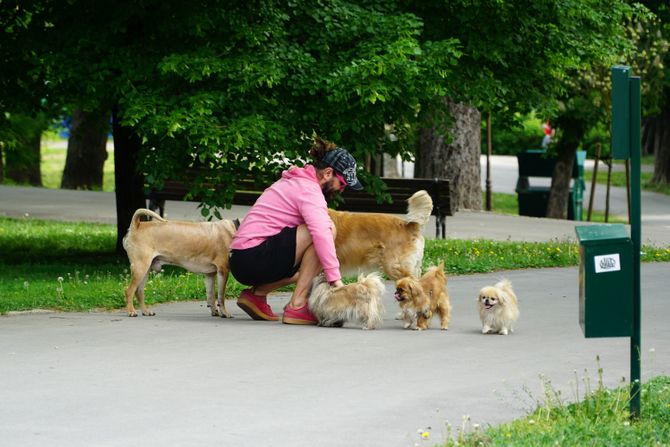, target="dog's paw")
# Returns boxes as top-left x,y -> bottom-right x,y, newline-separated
128,312 -> 138,317
141,310 -> 156,316
499,328 -> 509,335
481,325 -> 491,334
